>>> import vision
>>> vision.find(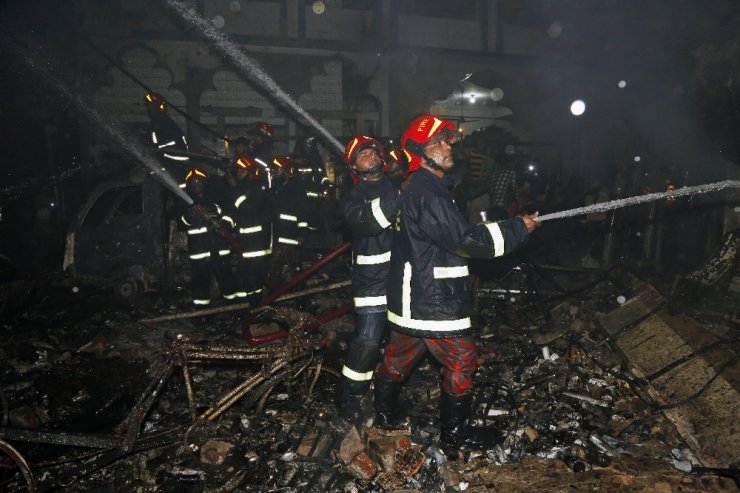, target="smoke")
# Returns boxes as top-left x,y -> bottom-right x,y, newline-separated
20,55 -> 193,205
163,0 -> 344,154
